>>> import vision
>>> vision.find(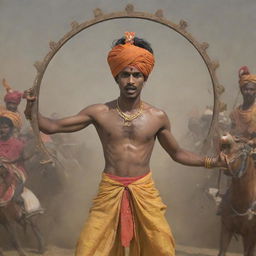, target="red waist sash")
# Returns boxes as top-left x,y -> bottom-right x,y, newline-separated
106,172 -> 148,247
